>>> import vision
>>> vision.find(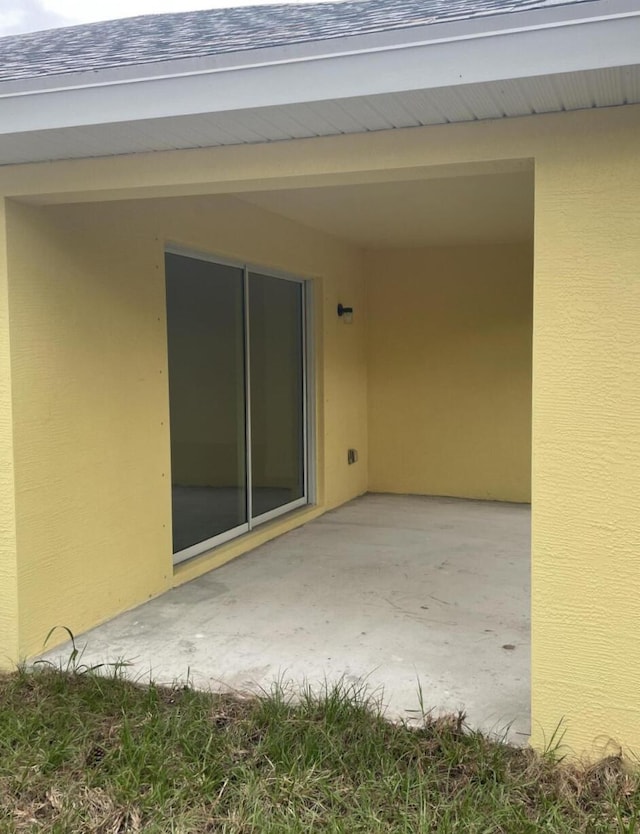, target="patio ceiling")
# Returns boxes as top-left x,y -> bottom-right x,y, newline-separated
238,170 -> 534,247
